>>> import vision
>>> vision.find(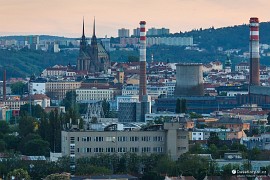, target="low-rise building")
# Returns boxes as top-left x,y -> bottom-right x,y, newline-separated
61,122 -> 189,160
76,87 -> 118,102
46,81 -> 82,100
